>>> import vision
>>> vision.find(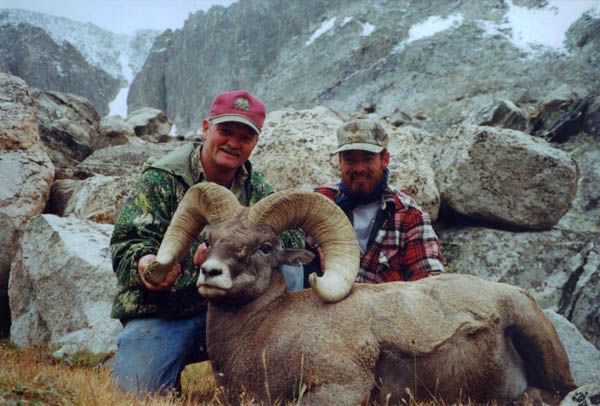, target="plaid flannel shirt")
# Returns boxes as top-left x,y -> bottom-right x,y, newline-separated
315,184 -> 444,283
